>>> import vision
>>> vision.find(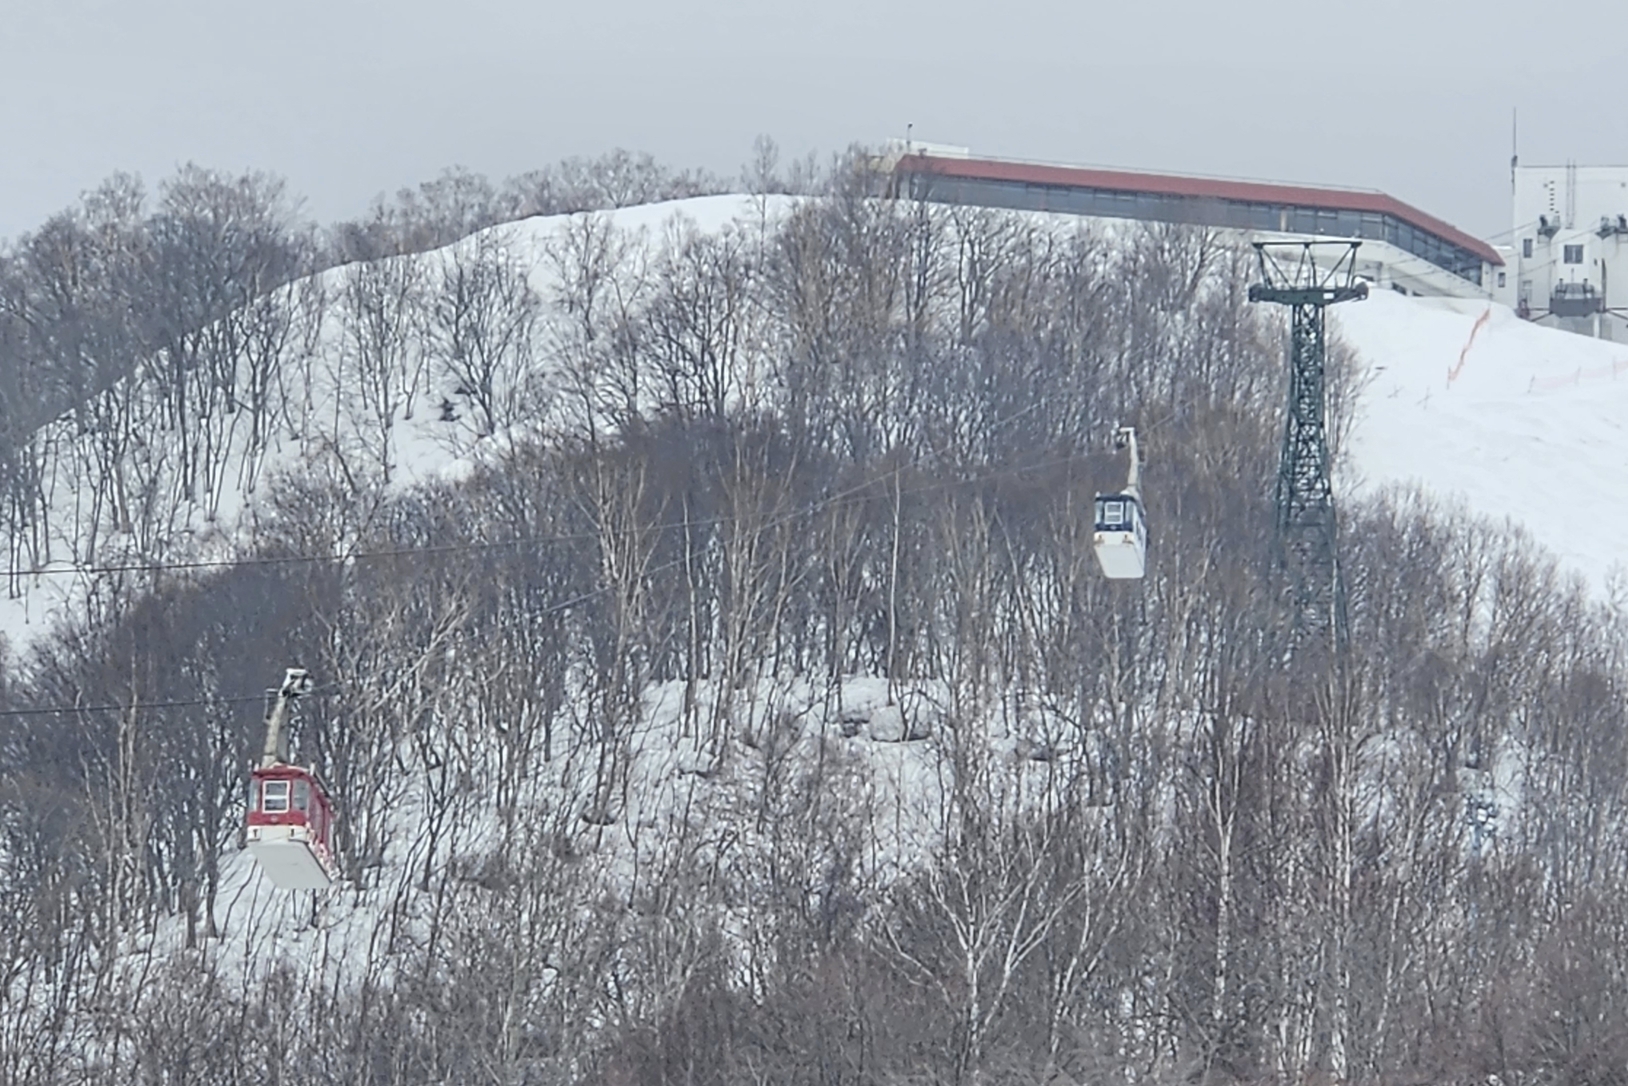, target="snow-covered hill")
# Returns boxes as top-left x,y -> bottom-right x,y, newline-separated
1335,289 -> 1628,594
10,189 -> 1628,1085
0,193 -> 794,653
5,194 -> 1623,651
